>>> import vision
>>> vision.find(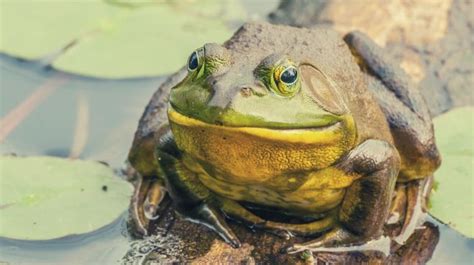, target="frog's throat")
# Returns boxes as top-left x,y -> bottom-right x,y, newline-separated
168,107 -> 356,145
168,107 -> 357,182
